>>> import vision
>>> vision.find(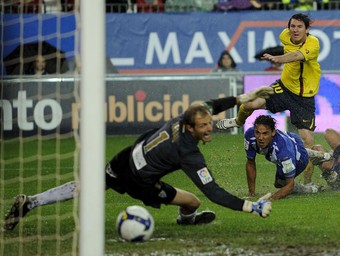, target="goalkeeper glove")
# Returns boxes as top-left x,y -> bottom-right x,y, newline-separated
238,86 -> 274,104
242,193 -> 272,218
